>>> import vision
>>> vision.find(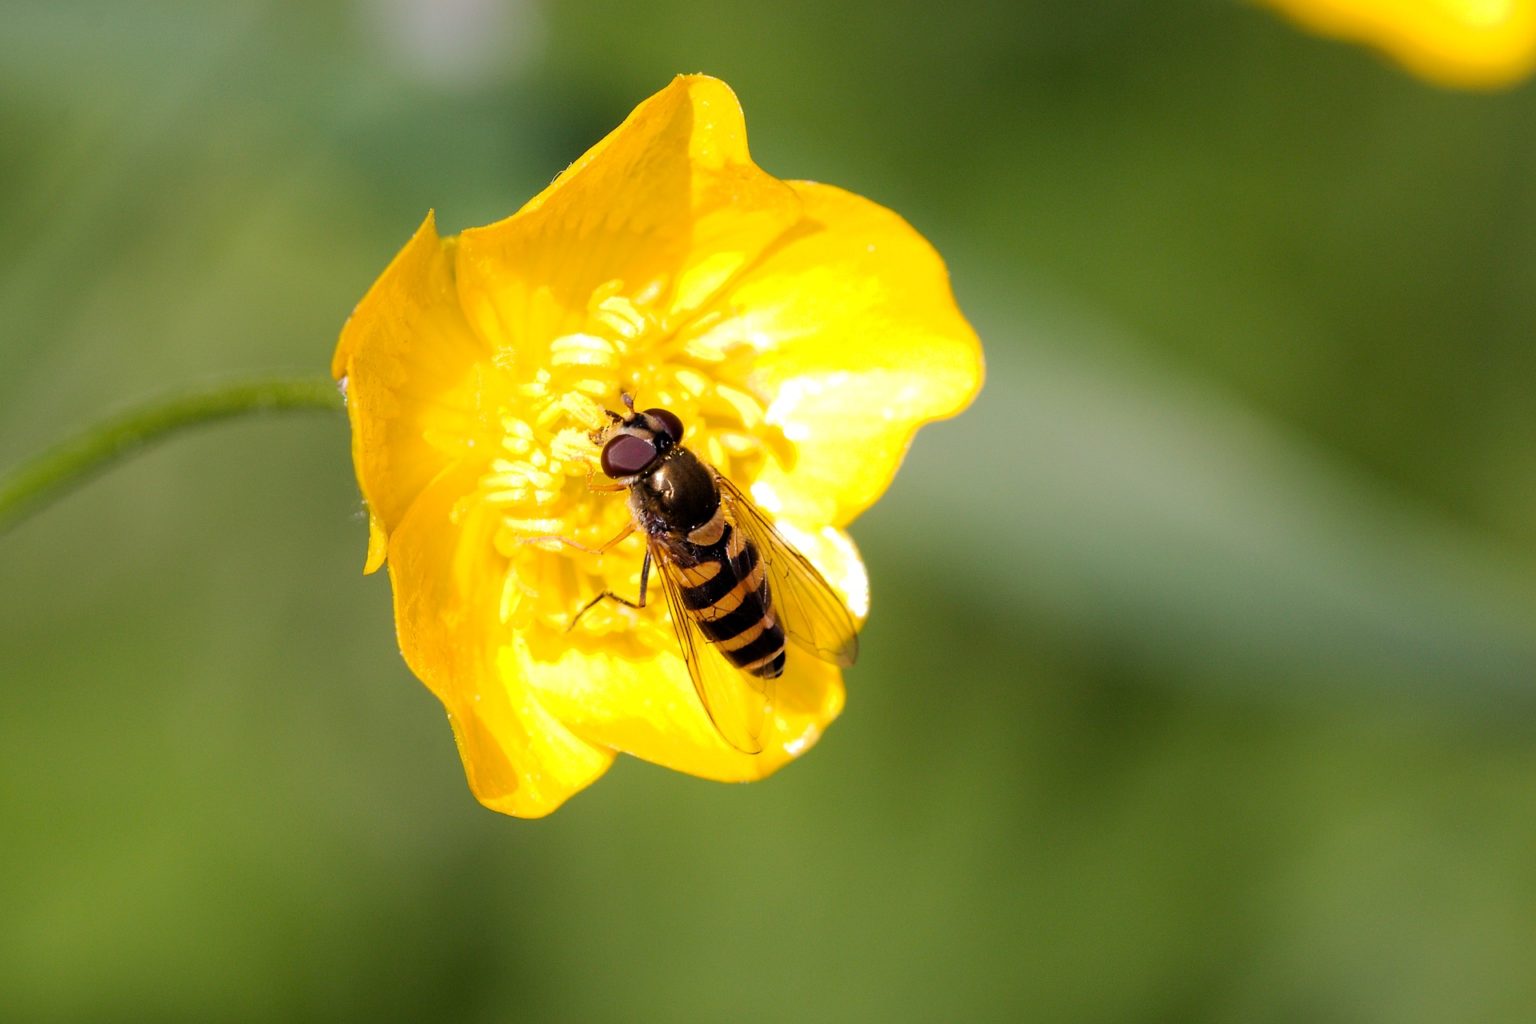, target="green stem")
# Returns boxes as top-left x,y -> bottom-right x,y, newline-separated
0,377 -> 344,535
